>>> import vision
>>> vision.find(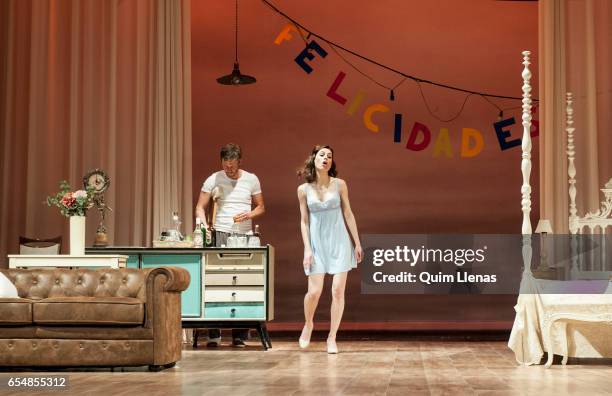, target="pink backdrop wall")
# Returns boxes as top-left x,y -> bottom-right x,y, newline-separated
191,0 -> 539,326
